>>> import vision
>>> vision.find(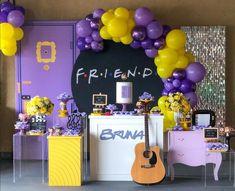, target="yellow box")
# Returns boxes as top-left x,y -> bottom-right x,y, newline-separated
48,136 -> 83,186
